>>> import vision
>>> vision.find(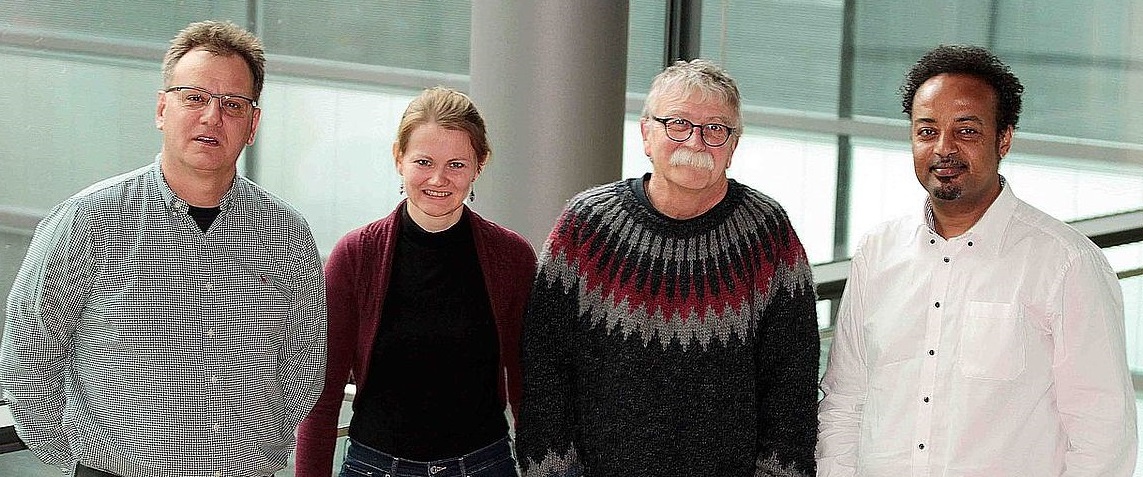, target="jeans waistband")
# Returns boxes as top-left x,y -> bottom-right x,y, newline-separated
345,436 -> 511,477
